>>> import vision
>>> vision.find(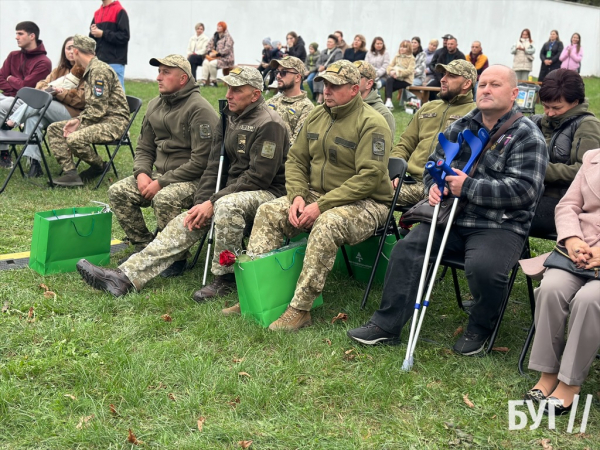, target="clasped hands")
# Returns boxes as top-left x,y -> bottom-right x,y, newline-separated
565,237 -> 600,269
289,196 -> 320,229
